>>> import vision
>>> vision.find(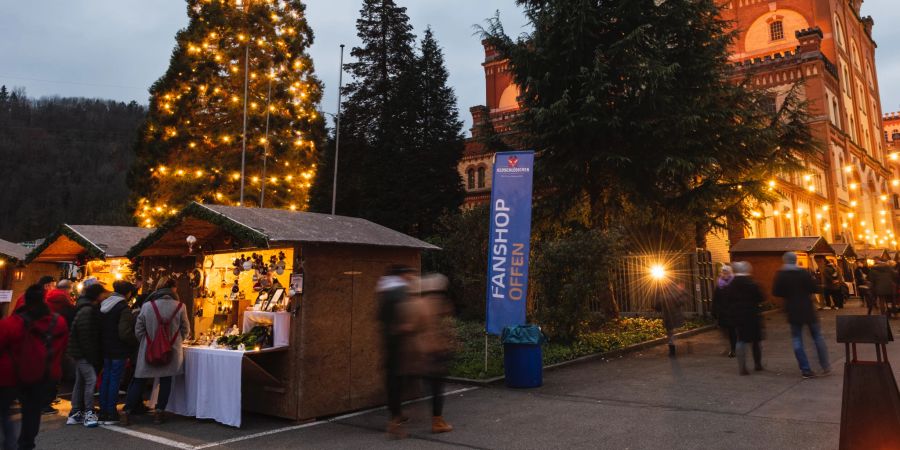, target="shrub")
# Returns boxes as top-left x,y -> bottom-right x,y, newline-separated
530,227 -> 624,342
